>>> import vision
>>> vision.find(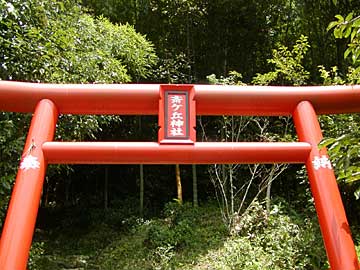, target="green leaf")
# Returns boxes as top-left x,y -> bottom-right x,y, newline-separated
350,30 -> 357,42
344,26 -> 352,38
353,19 -> 360,27
345,173 -> 360,184
352,48 -> 360,63
334,28 -> 343,38
327,21 -> 339,31
335,15 -> 344,23
319,137 -> 336,149
345,12 -> 354,23
332,0 -> 338,5
344,48 -> 352,59
355,187 -> 360,200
